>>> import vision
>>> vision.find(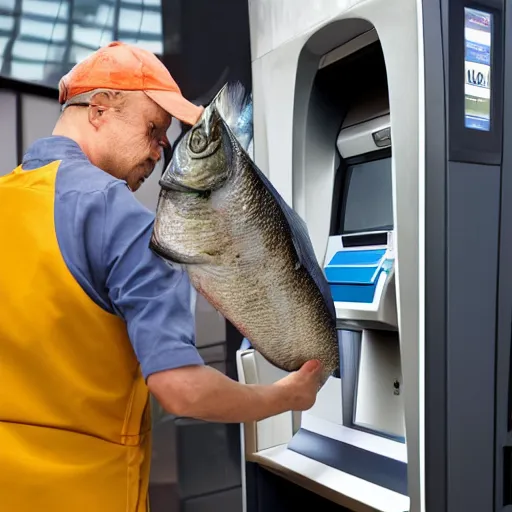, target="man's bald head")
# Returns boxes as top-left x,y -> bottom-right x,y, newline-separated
54,88 -> 172,191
